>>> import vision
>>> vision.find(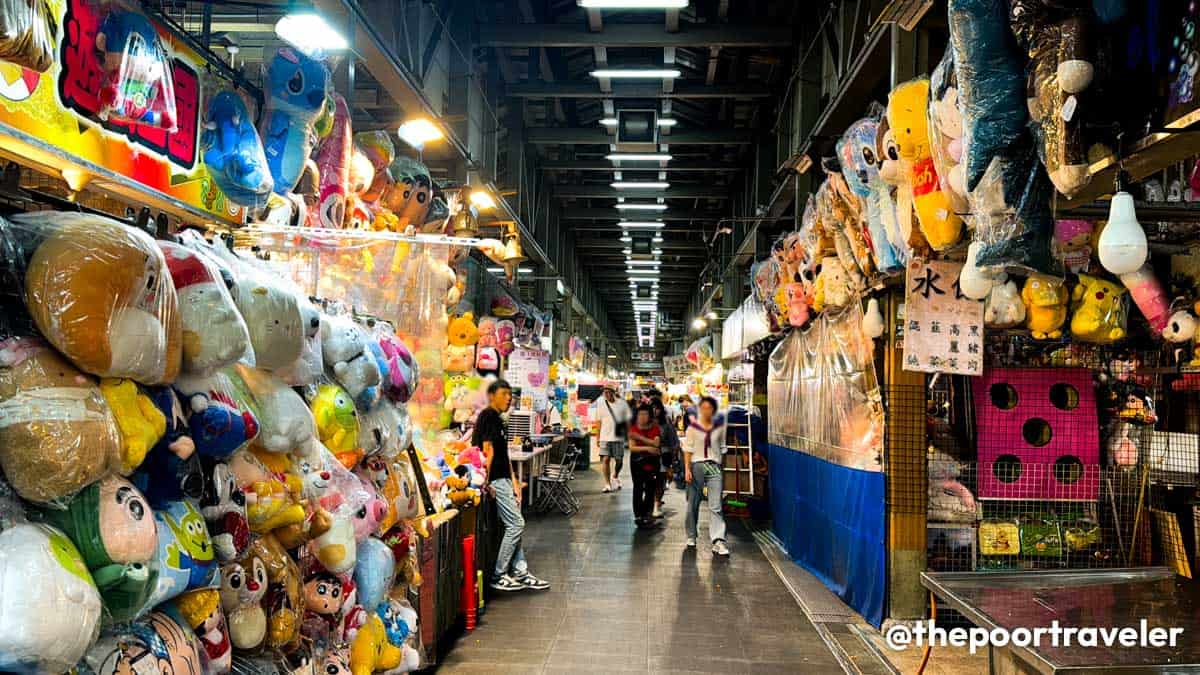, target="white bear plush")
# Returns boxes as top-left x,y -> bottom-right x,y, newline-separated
321,314 -> 382,399
160,241 -> 250,374
234,365 -> 316,453
230,275 -> 304,371
984,280 -> 1026,328
277,300 -> 324,386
